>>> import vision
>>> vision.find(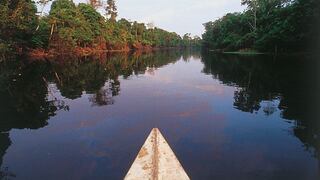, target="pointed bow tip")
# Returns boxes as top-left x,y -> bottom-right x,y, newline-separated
125,128 -> 190,180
